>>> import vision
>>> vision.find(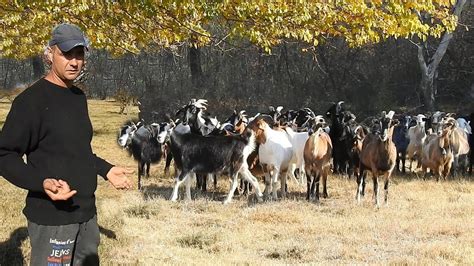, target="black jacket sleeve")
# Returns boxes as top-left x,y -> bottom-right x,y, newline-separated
94,154 -> 114,180
0,95 -> 44,191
